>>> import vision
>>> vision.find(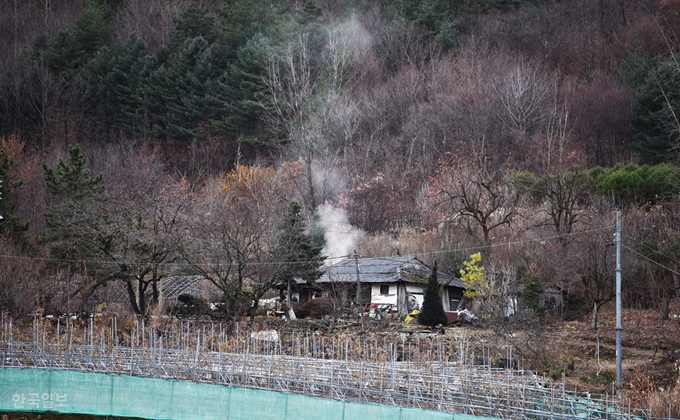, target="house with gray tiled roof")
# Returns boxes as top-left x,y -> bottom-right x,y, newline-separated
316,256 -> 465,316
